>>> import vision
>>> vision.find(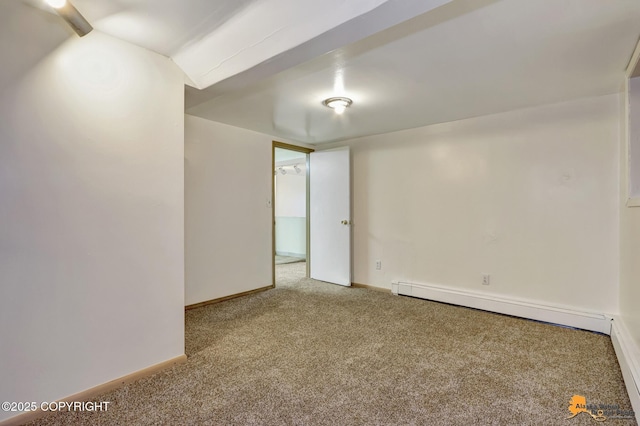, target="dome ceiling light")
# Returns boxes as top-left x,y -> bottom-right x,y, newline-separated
322,97 -> 353,114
